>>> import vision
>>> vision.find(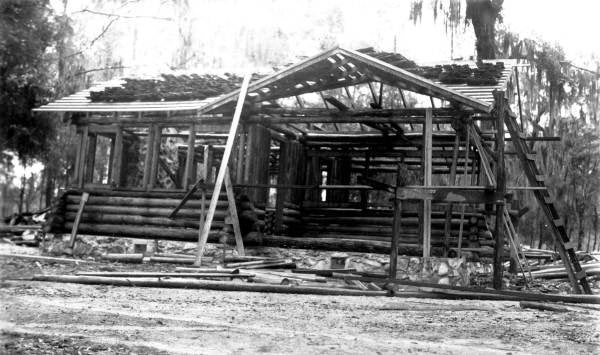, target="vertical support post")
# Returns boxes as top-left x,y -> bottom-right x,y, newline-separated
73,129 -> 83,186
111,125 -> 123,187
196,73 -> 252,264
142,124 -> 155,190
77,126 -> 89,188
243,127 -> 253,184
361,150 -> 370,210
443,134 -> 460,256
493,90 -> 506,290
193,142 -> 210,266
457,127 -> 471,258
275,140 -> 289,234
389,165 -> 404,279
107,134 -> 116,183
148,125 -> 161,189
203,145 -> 213,183
422,108 -> 433,257
183,124 -> 196,189
236,129 -> 245,184
85,133 -> 97,183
